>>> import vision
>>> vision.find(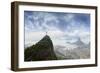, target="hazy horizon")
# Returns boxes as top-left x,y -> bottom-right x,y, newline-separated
24,11 -> 90,48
